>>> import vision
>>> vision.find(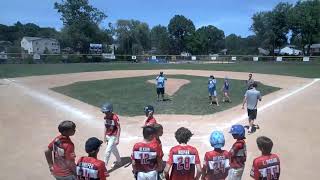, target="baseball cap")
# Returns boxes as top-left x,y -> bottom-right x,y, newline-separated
85,137 -> 103,153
